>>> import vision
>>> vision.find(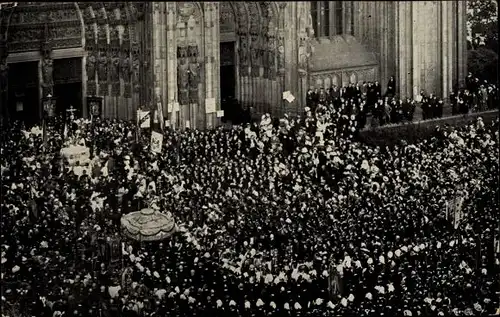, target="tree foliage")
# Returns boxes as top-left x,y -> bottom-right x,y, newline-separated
467,0 -> 498,82
468,47 -> 498,82
467,0 -> 498,51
